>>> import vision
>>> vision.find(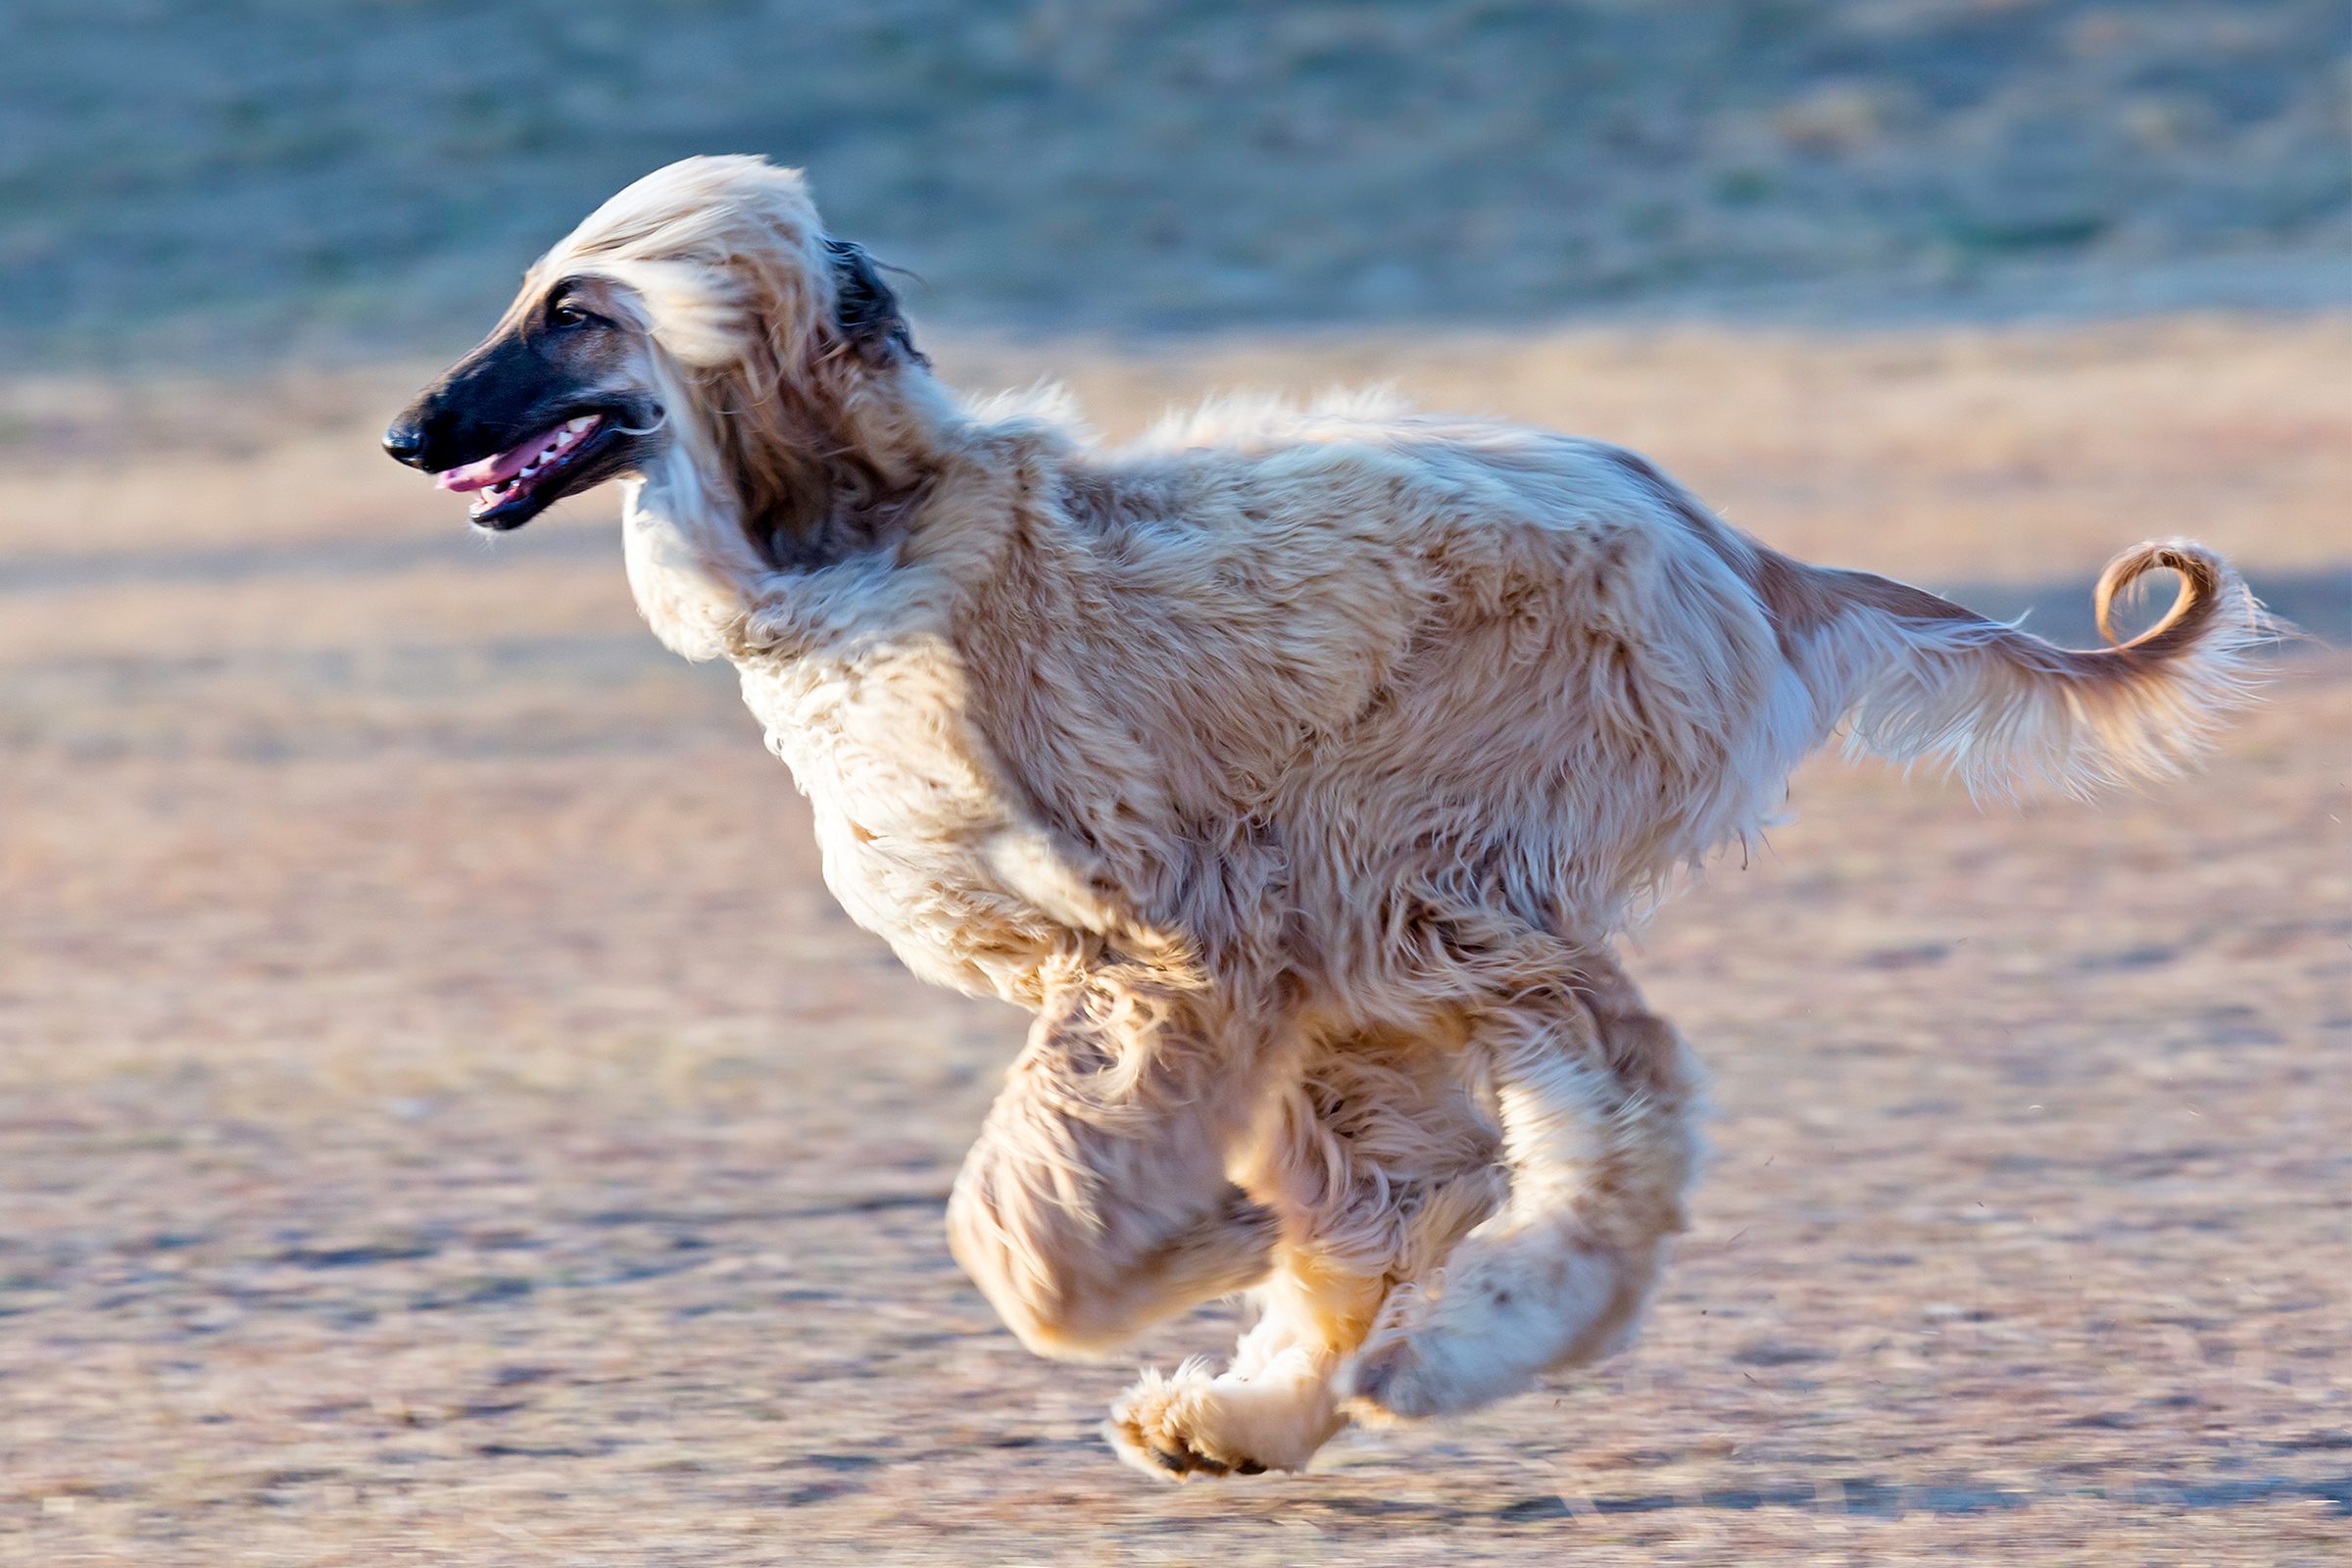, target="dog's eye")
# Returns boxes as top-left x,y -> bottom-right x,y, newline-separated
549,301 -> 590,328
